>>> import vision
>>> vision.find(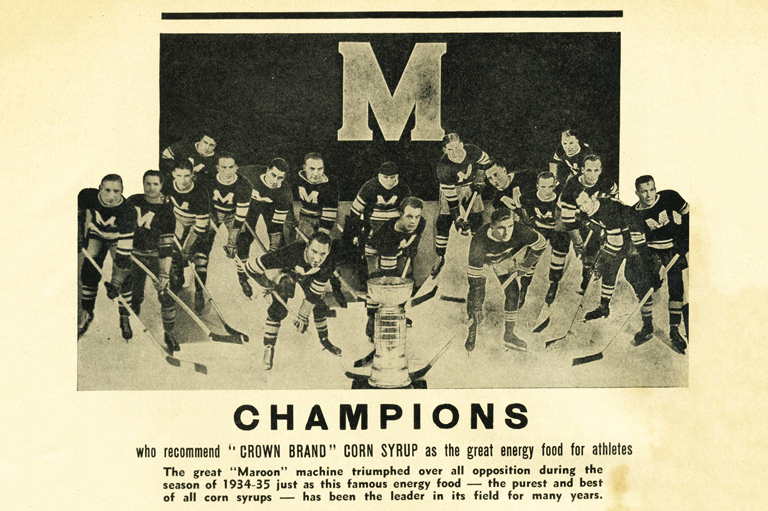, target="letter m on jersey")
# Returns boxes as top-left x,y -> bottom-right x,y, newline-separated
645,210 -> 671,230
337,42 -> 446,142
299,187 -> 319,204
94,210 -> 116,228
213,190 -> 235,205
